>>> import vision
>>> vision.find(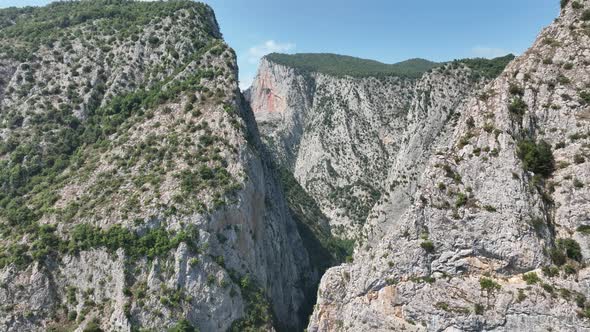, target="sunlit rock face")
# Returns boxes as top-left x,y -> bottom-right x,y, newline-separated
308,3 -> 590,331
0,2 -> 316,331
248,55 -> 486,239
